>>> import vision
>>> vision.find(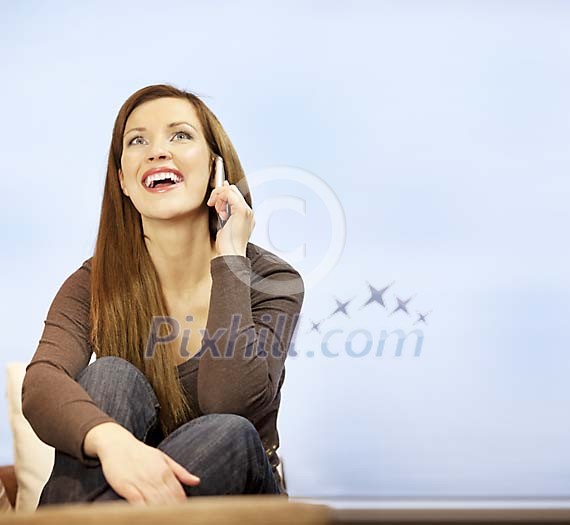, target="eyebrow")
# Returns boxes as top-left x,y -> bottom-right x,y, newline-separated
124,121 -> 199,138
